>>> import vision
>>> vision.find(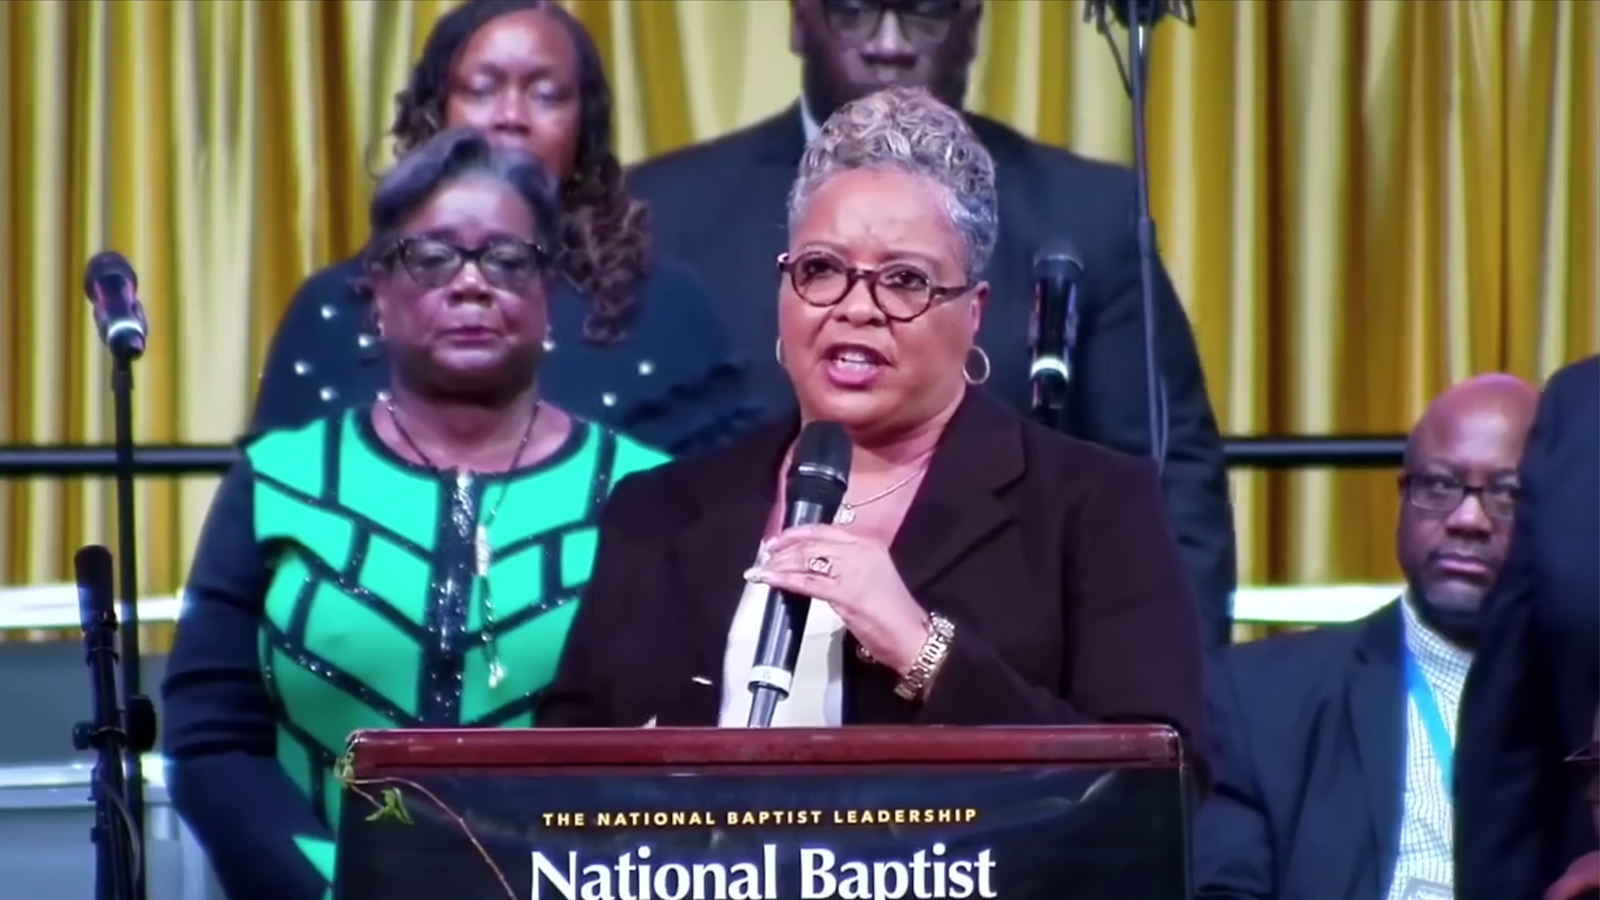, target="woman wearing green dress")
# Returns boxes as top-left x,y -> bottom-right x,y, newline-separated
160,128 -> 669,900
